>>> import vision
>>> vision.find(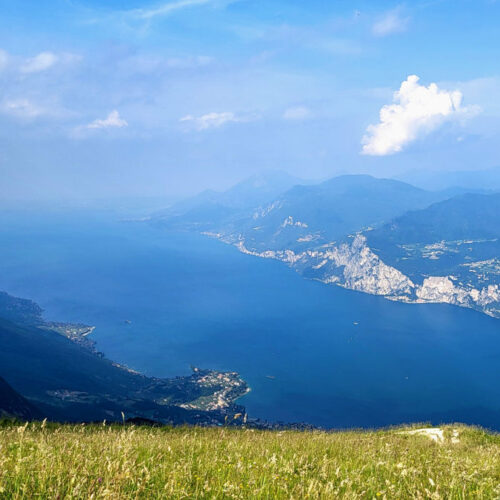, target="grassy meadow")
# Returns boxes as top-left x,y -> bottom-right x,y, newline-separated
0,421 -> 499,499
